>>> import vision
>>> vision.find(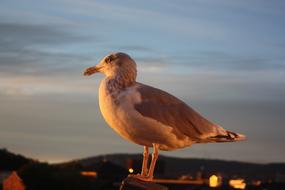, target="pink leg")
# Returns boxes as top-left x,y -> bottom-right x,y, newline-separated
146,143 -> 159,180
141,146 -> 149,176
